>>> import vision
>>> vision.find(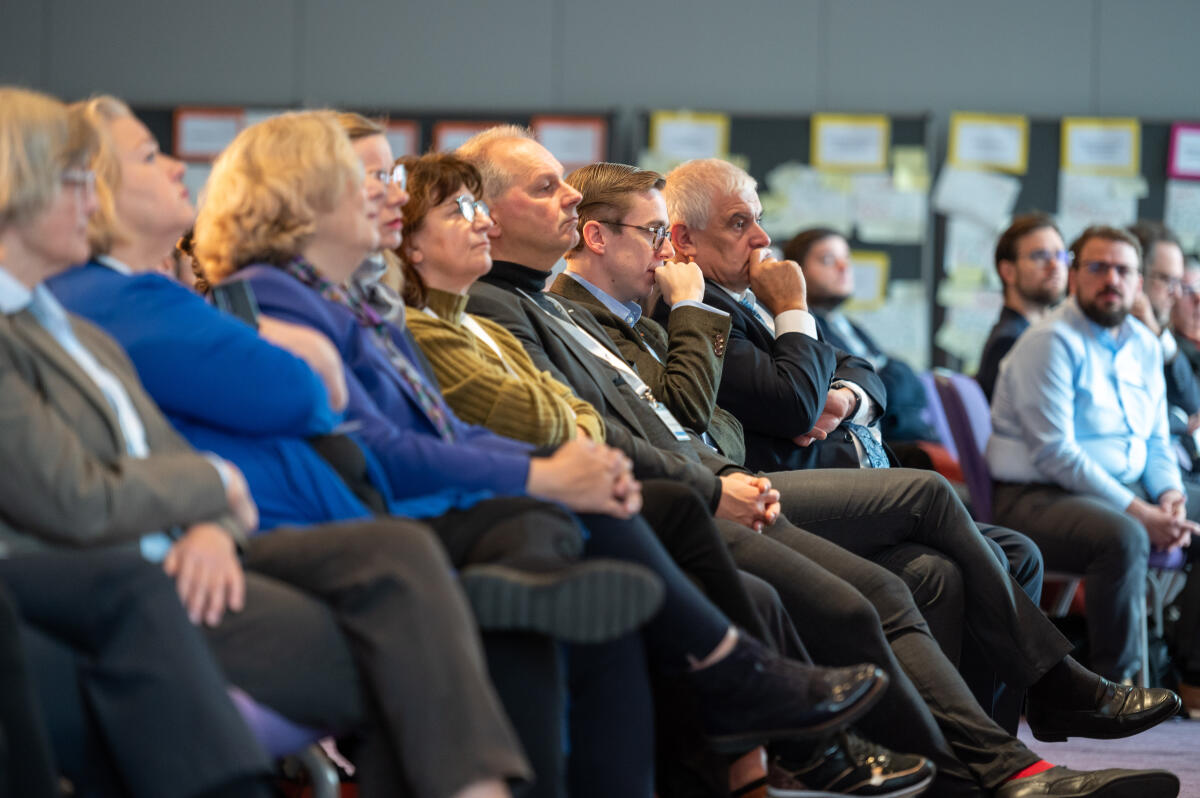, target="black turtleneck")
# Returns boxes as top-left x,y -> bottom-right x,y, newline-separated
479,260 -> 553,294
